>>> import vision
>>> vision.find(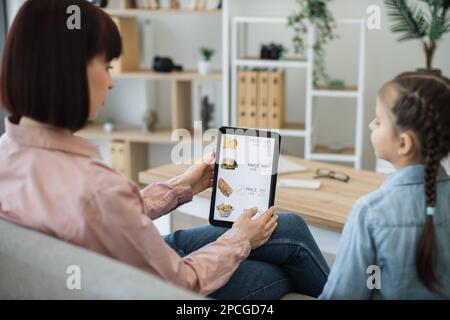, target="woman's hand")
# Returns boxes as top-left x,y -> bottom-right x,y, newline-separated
232,207 -> 278,250
177,151 -> 215,196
